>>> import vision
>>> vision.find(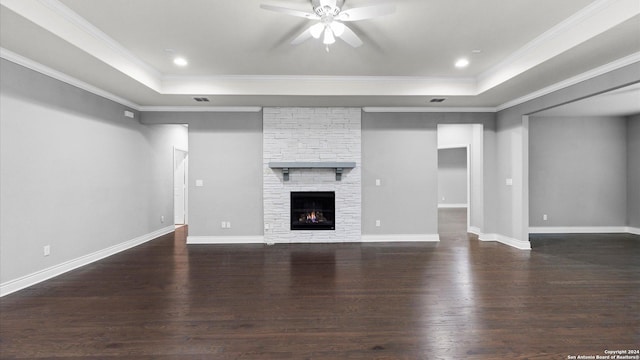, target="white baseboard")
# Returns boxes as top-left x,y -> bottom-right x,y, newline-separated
529,226 -> 631,234
479,233 -> 531,250
0,225 -> 175,297
438,204 -> 468,208
628,227 -> 640,235
186,235 -> 264,244
467,226 -> 482,235
360,234 -> 440,242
